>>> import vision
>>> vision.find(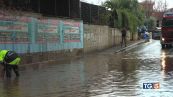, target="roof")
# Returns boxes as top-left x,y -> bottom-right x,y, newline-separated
167,8 -> 173,12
